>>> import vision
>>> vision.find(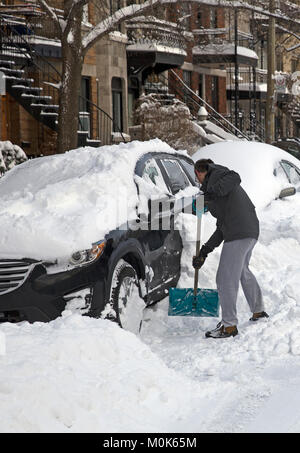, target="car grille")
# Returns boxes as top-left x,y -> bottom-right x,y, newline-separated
0,260 -> 33,295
